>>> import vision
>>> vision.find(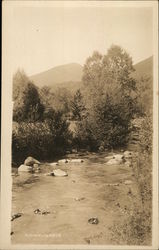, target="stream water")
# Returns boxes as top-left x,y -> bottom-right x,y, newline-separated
11,151 -> 138,245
